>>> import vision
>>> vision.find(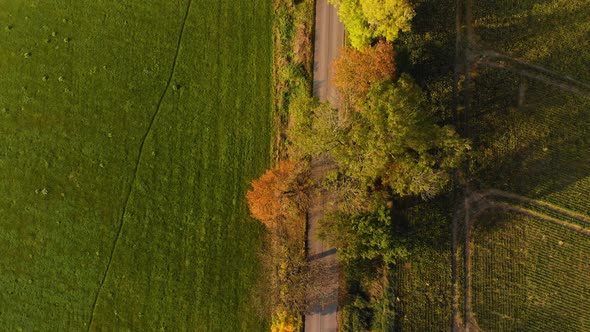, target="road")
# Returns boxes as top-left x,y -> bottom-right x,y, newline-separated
312,0 -> 345,108
305,0 -> 345,331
